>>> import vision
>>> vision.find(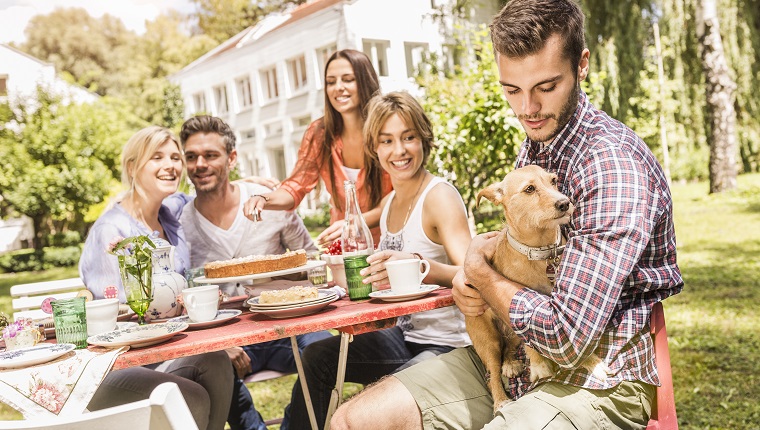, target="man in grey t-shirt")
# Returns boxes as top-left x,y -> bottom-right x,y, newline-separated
179,115 -> 330,430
